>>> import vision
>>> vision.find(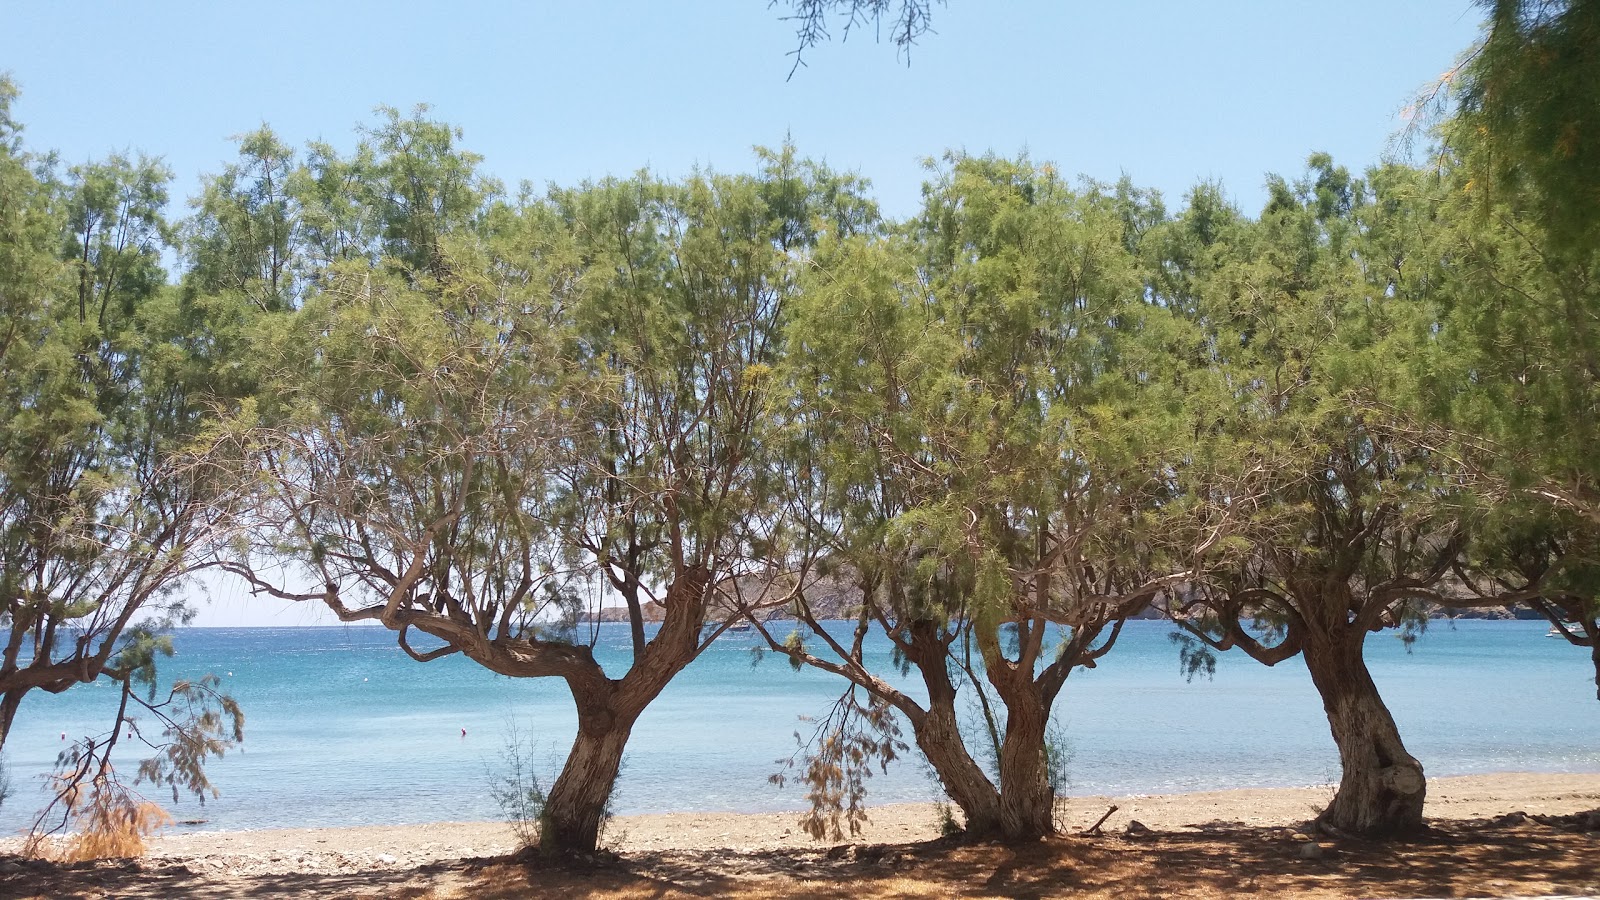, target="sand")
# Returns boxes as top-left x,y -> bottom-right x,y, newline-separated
3,772 -> 1598,898
17,771 -> 1595,873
